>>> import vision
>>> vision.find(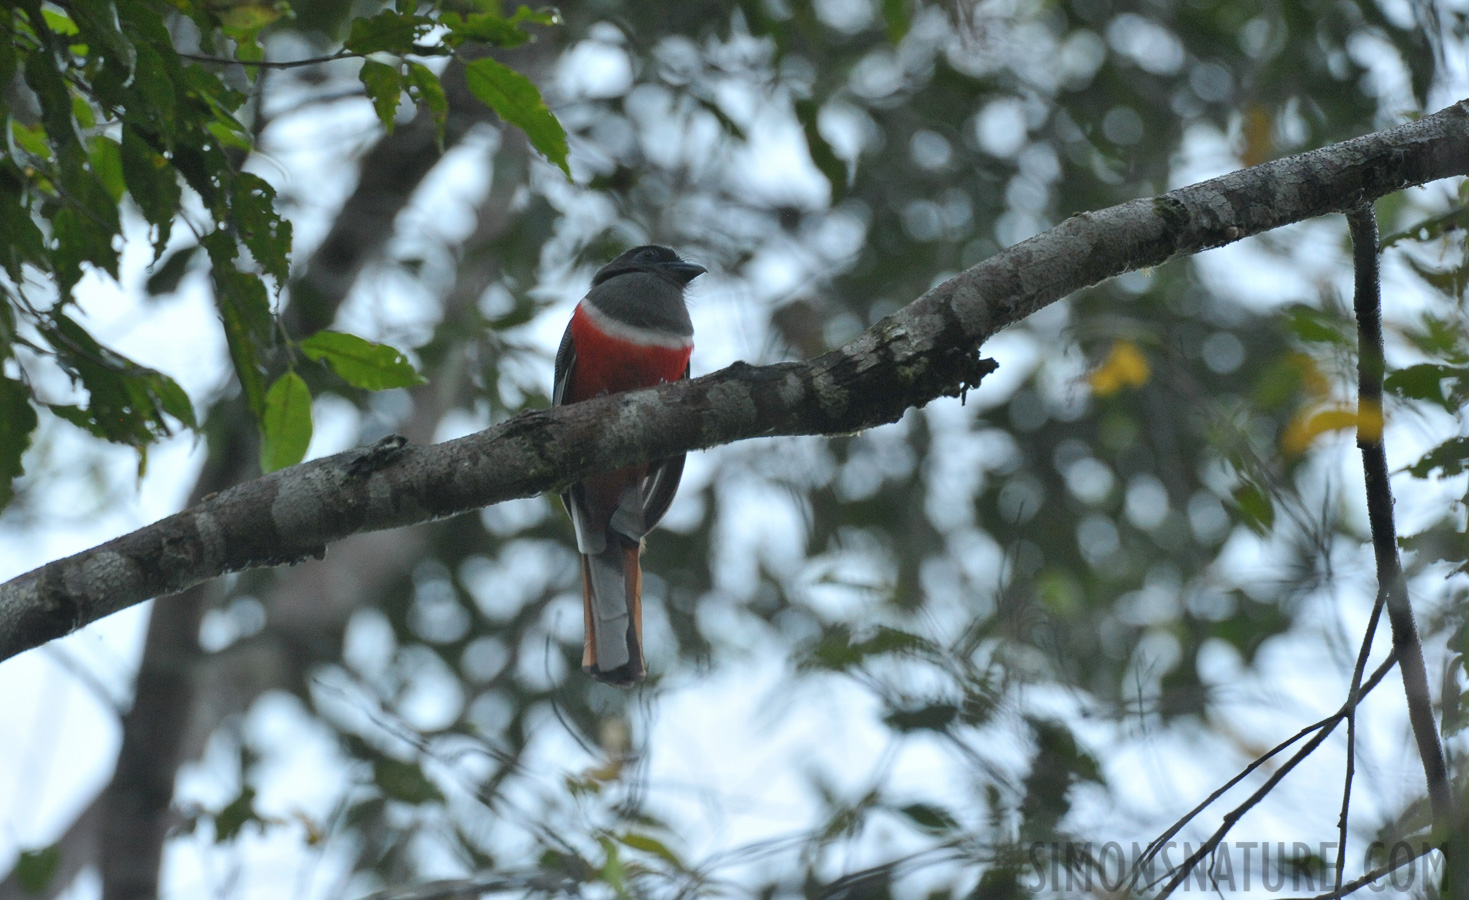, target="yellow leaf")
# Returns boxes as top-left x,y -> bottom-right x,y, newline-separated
1088,340 -> 1150,396
1286,352 -> 1332,399
1281,402 -> 1385,456
1242,103 -> 1274,168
